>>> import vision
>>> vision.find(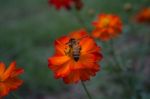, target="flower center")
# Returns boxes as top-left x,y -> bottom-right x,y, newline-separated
102,18 -> 110,27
